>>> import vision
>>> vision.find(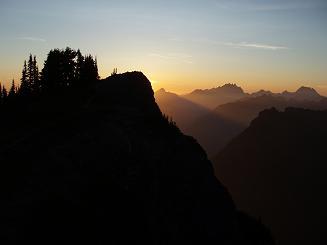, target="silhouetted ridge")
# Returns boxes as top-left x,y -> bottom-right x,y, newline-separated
190,83 -> 244,95
154,88 -> 210,132
183,83 -> 247,109
251,90 -> 273,97
294,86 -> 321,100
155,82 -> 326,158
214,107 -> 327,245
0,69 -> 273,244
